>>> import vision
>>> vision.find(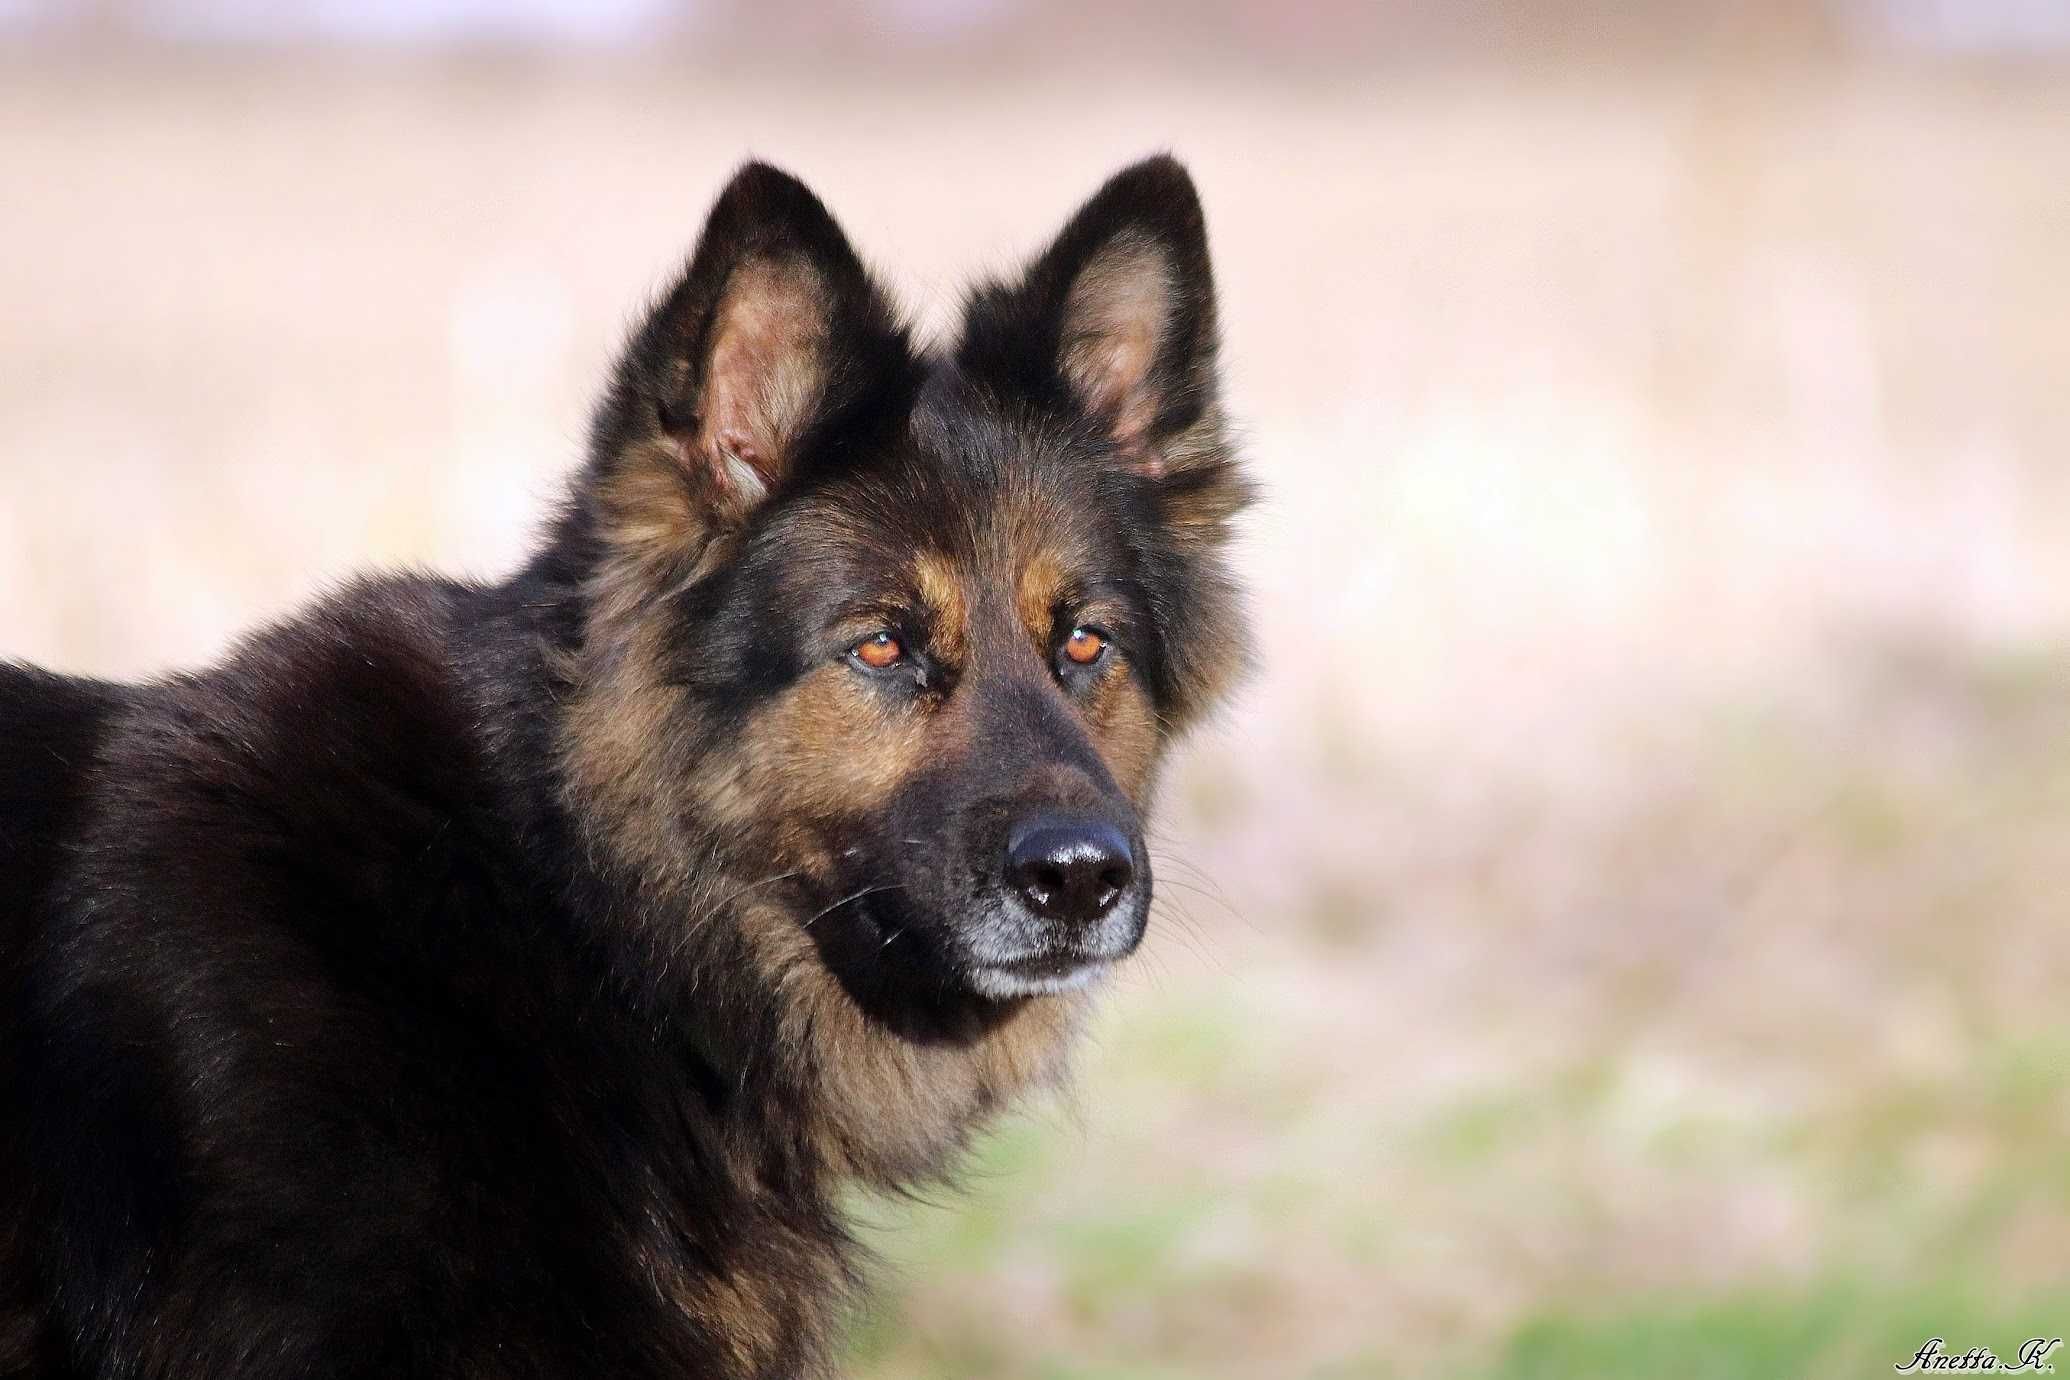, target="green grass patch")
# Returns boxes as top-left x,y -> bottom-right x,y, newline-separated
1464,1280 -> 2070,1380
